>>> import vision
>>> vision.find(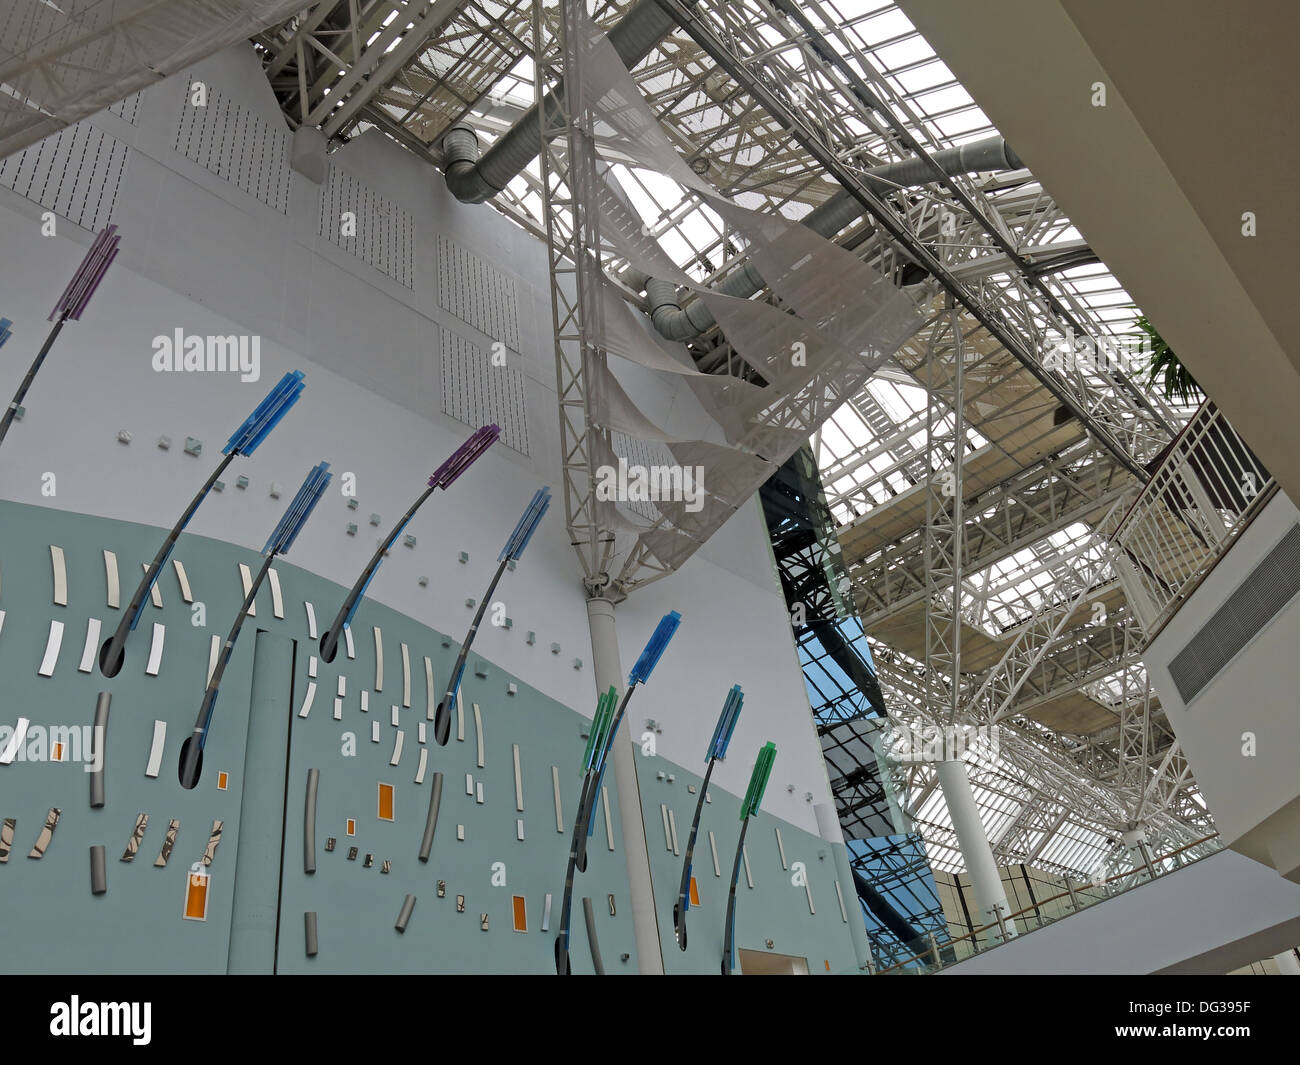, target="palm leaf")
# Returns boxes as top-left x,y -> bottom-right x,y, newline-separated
1130,312 -> 1200,405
